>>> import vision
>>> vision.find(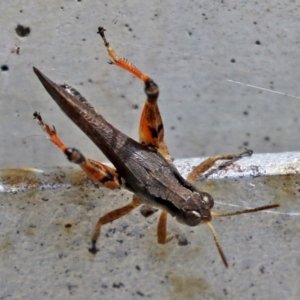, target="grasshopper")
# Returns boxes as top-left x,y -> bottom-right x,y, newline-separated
32,27 -> 279,267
